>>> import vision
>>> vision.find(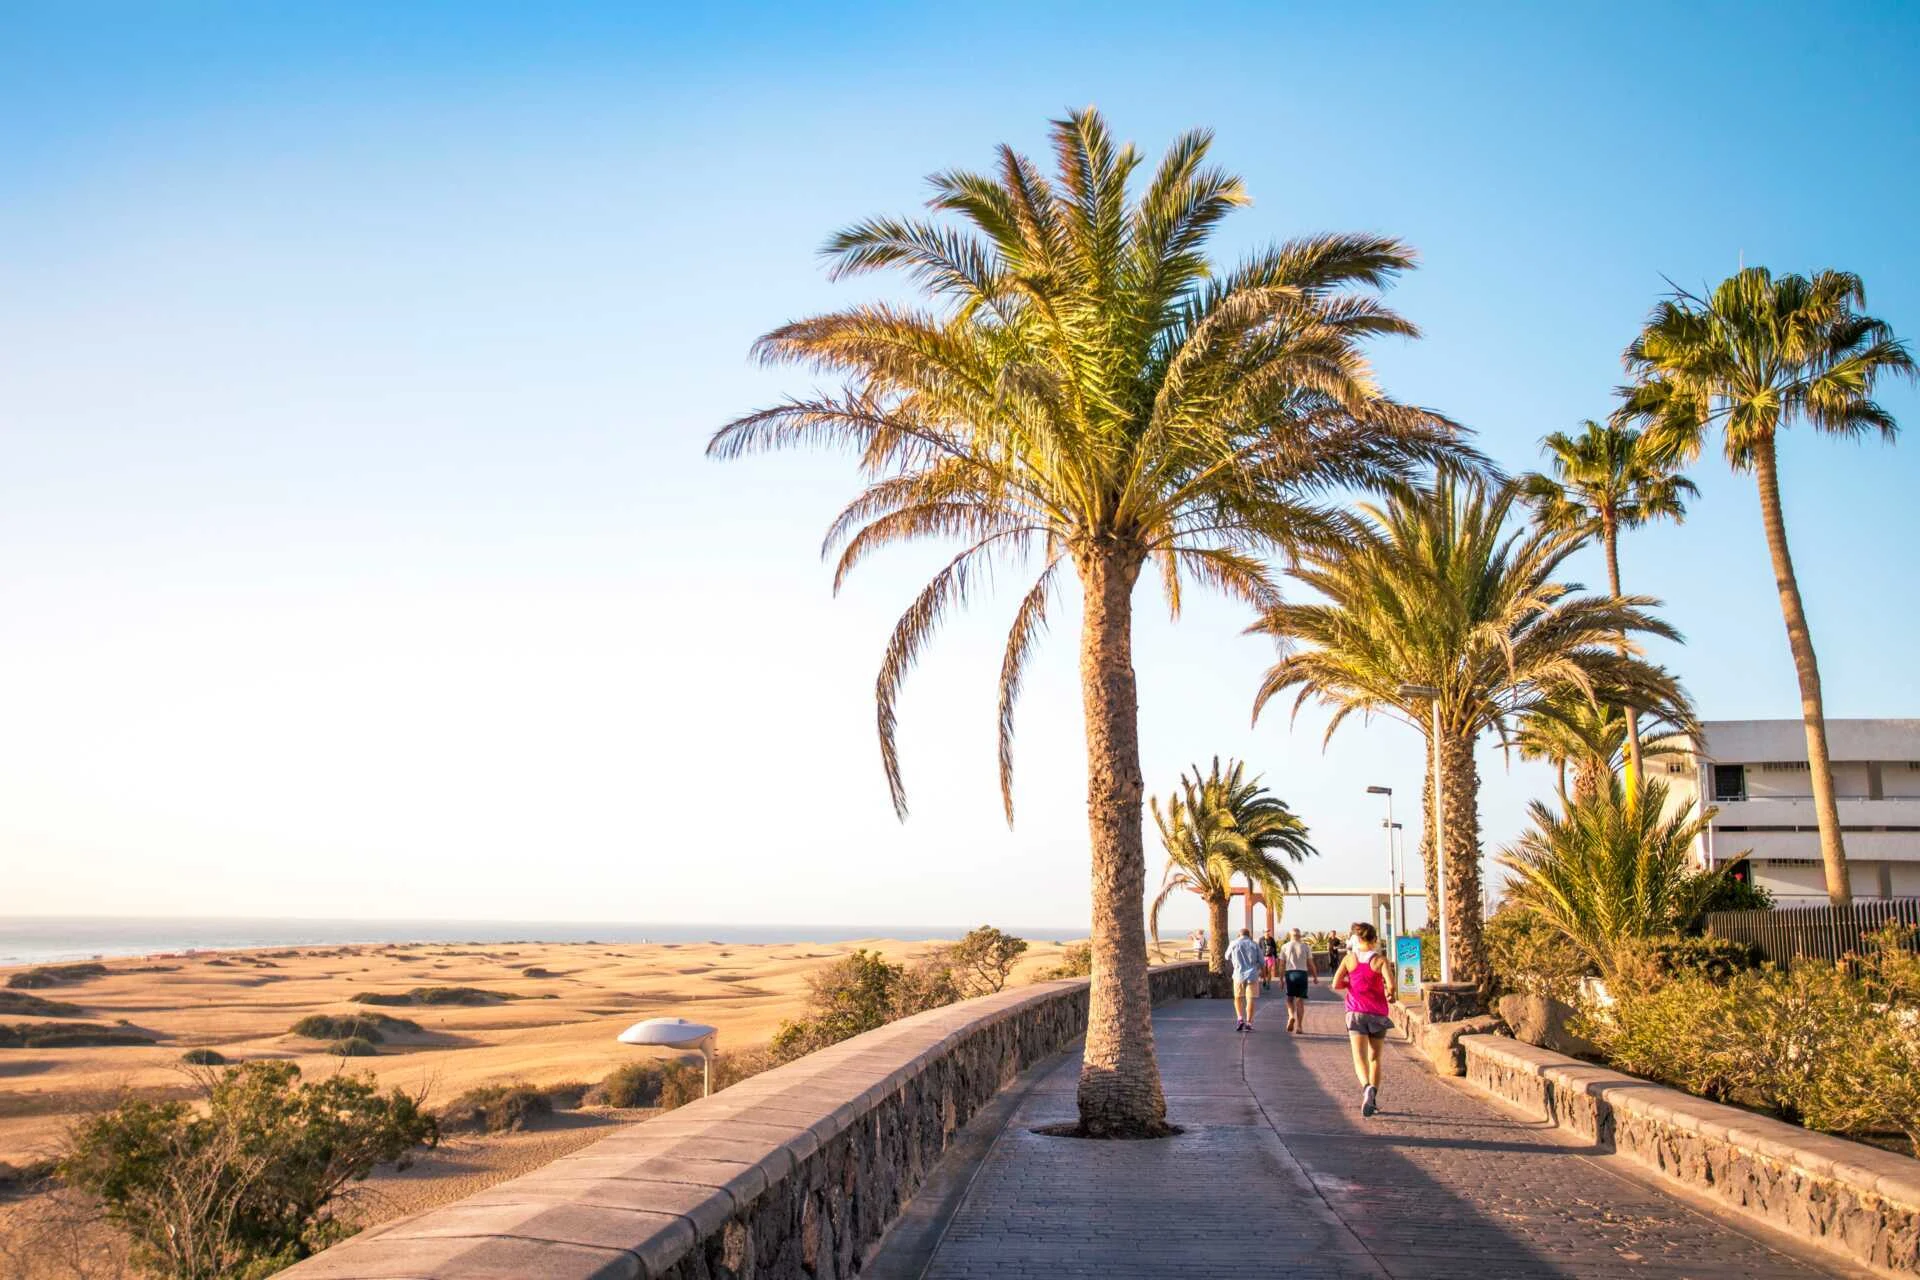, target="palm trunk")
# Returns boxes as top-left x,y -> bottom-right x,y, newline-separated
1573,755 -> 1610,805
1421,732 -> 1440,915
1073,547 -> 1169,1136
1604,519 -> 1644,792
1752,438 -> 1851,906
1438,728 -> 1488,984
1206,895 -> 1229,974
